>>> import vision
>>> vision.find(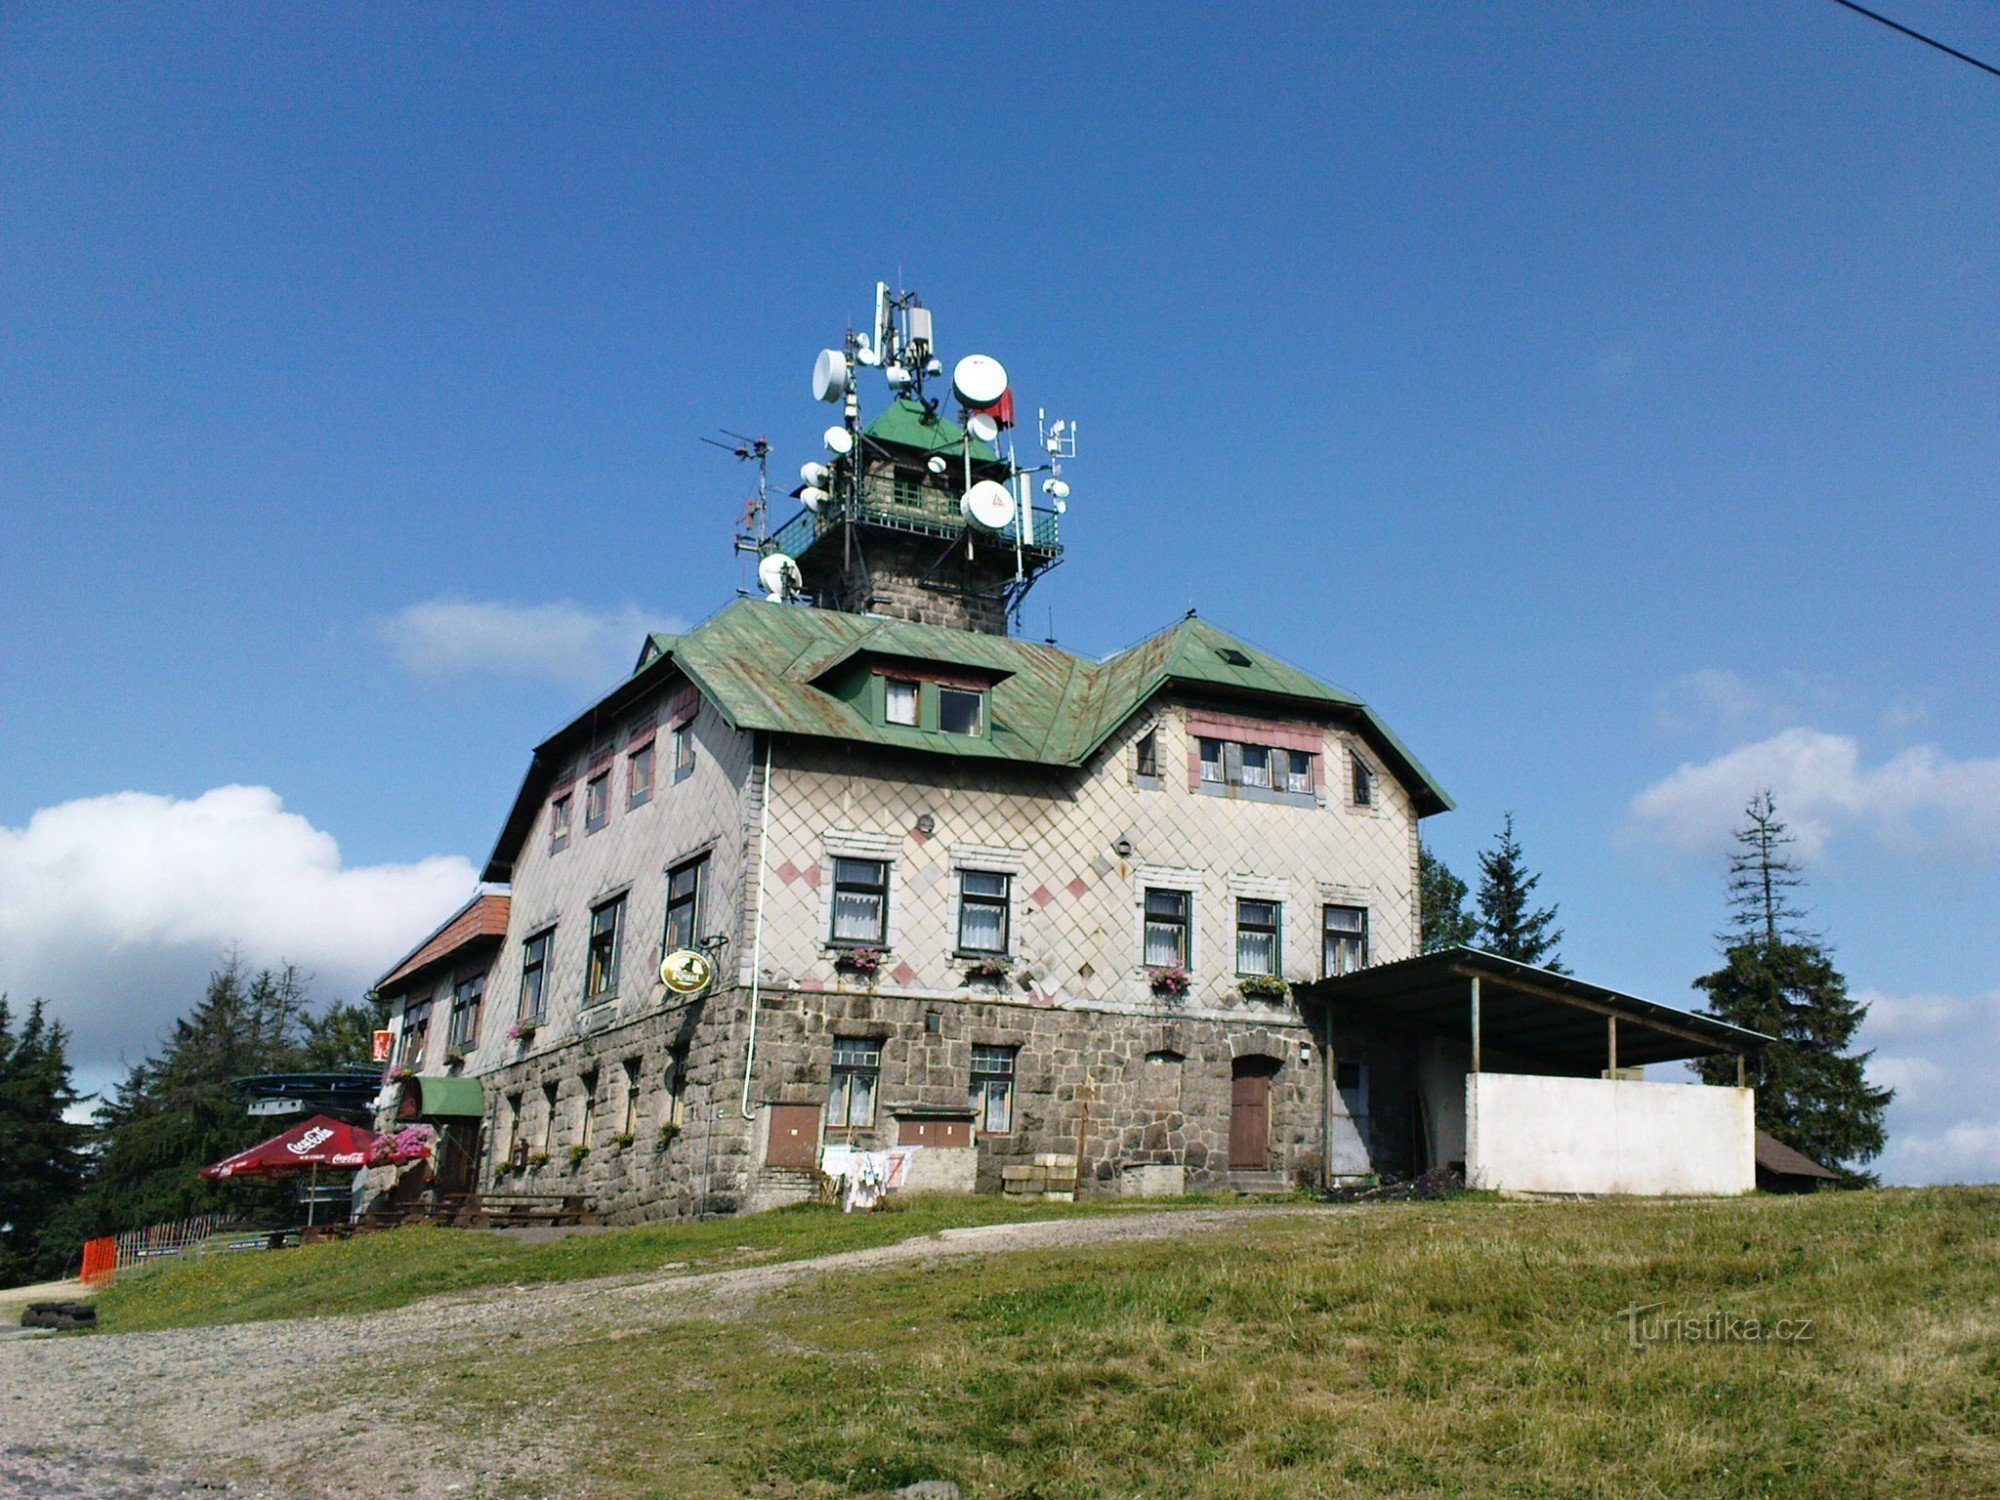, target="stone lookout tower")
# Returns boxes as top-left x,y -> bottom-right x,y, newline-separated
758,283 -> 1069,636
